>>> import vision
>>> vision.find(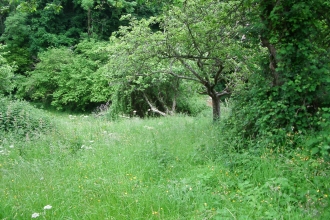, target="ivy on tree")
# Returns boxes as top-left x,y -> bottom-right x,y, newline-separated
230,0 -> 330,142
